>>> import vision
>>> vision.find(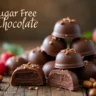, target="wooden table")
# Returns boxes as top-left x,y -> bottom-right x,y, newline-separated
0,77 -> 87,96
0,41 -> 88,96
